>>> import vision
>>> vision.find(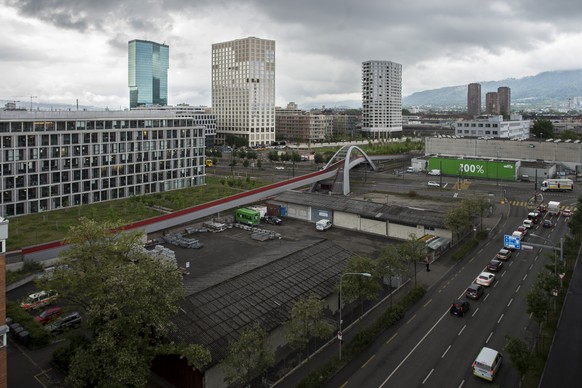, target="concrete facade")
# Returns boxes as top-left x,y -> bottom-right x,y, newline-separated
467,83 -> 481,116
454,115 -> 530,139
